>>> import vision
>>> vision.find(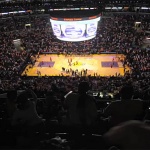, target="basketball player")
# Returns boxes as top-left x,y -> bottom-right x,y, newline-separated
50,57 -> 52,62
111,64 -> 113,68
